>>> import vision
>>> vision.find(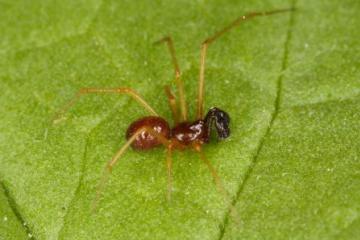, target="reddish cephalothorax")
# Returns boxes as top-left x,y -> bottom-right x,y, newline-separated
53,7 -> 294,212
